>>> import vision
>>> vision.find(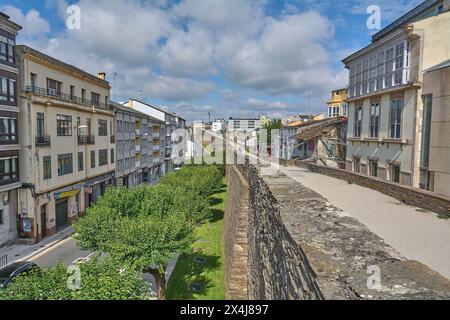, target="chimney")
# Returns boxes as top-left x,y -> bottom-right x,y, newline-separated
98,72 -> 106,80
